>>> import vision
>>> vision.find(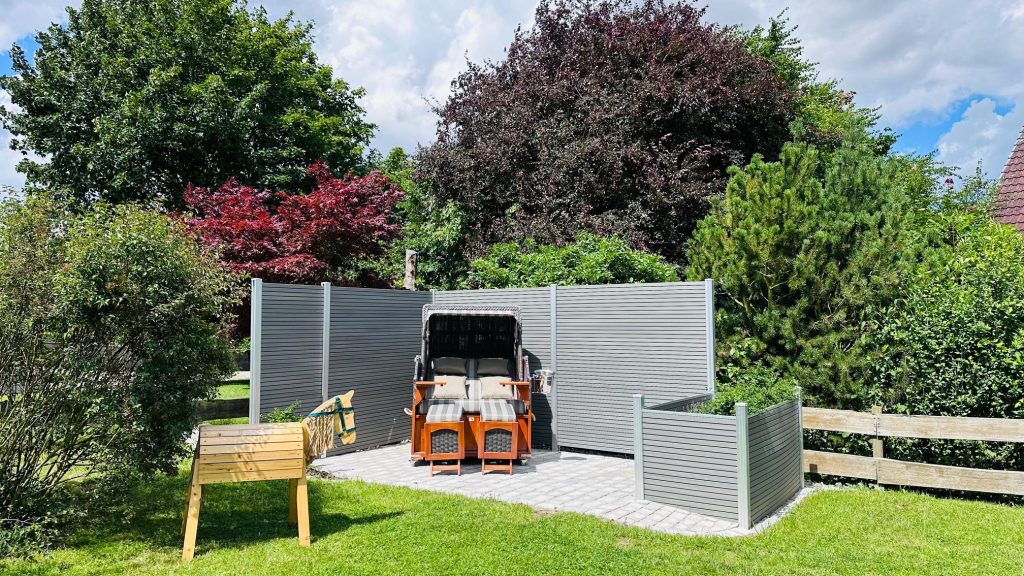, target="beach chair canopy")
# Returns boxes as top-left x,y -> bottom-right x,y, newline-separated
420,304 -> 524,380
